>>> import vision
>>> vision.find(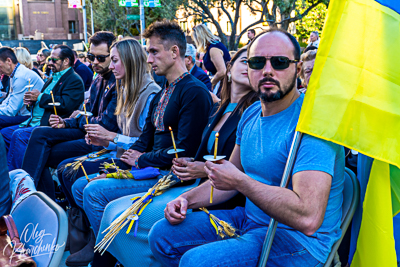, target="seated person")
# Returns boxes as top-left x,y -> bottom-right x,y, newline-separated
70,20 -> 213,266
0,47 -> 44,129
57,37 -> 161,267
299,49 -> 317,93
149,29 -> 345,267
185,44 -> 212,91
72,50 -> 94,92
94,47 -> 259,267
21,31 -> 118,200
1,45 -> 85,171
